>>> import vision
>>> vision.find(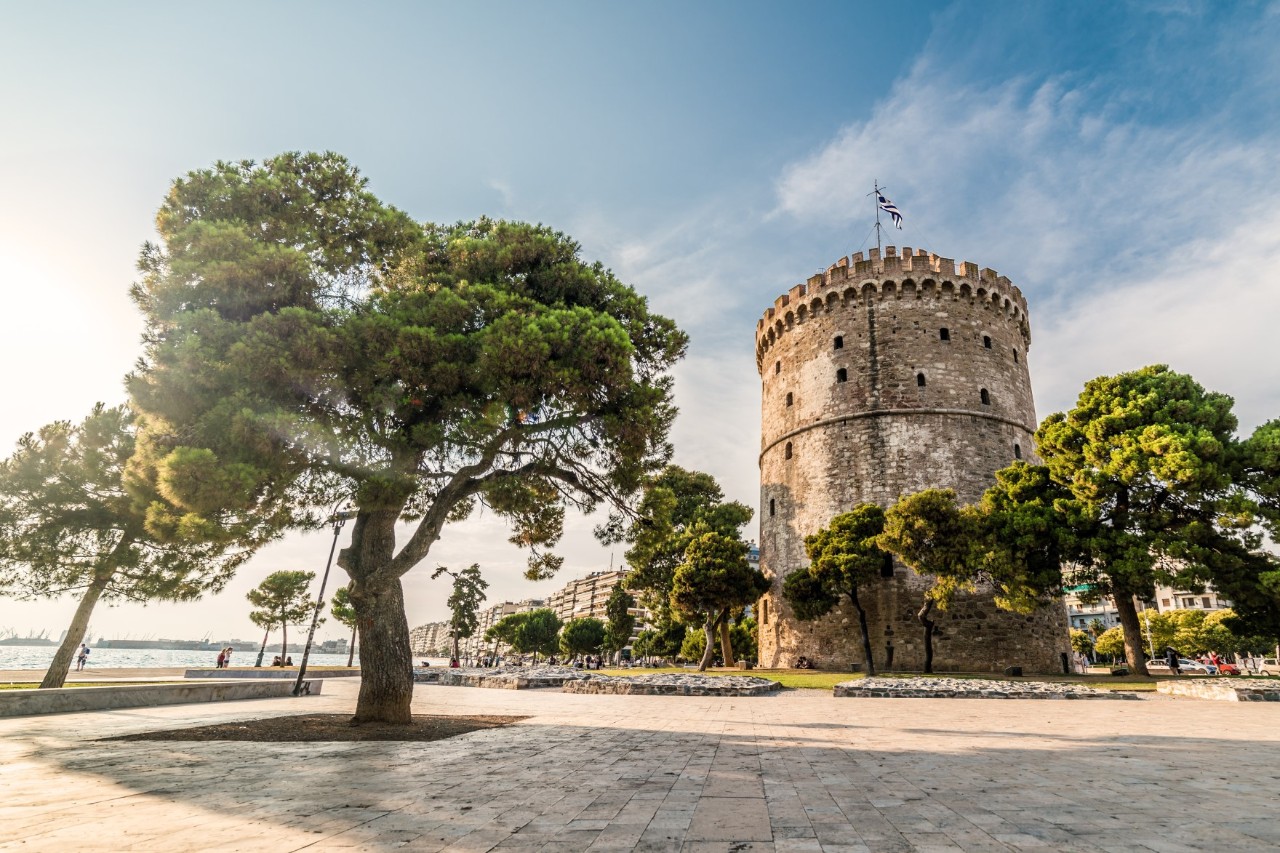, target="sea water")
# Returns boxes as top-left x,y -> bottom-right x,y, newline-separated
0,644 -> 356,671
